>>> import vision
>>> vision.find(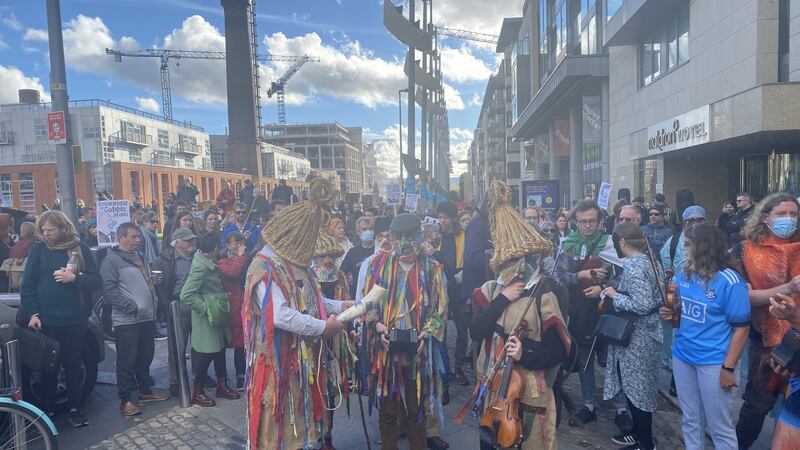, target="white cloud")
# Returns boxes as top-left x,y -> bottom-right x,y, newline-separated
450,127 -> 473,142
261,32 -> 407,108
23,28 -> 48,42
0,36 -> 8,51
443,83 -> 464,110
450,140 -> 471,176
1,11 -> 22,32
135,97 -> 160,113
0,65 -> 50,104
434,0 -> 523,36
468,92 -> 481,107
439,45 -> 494,83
